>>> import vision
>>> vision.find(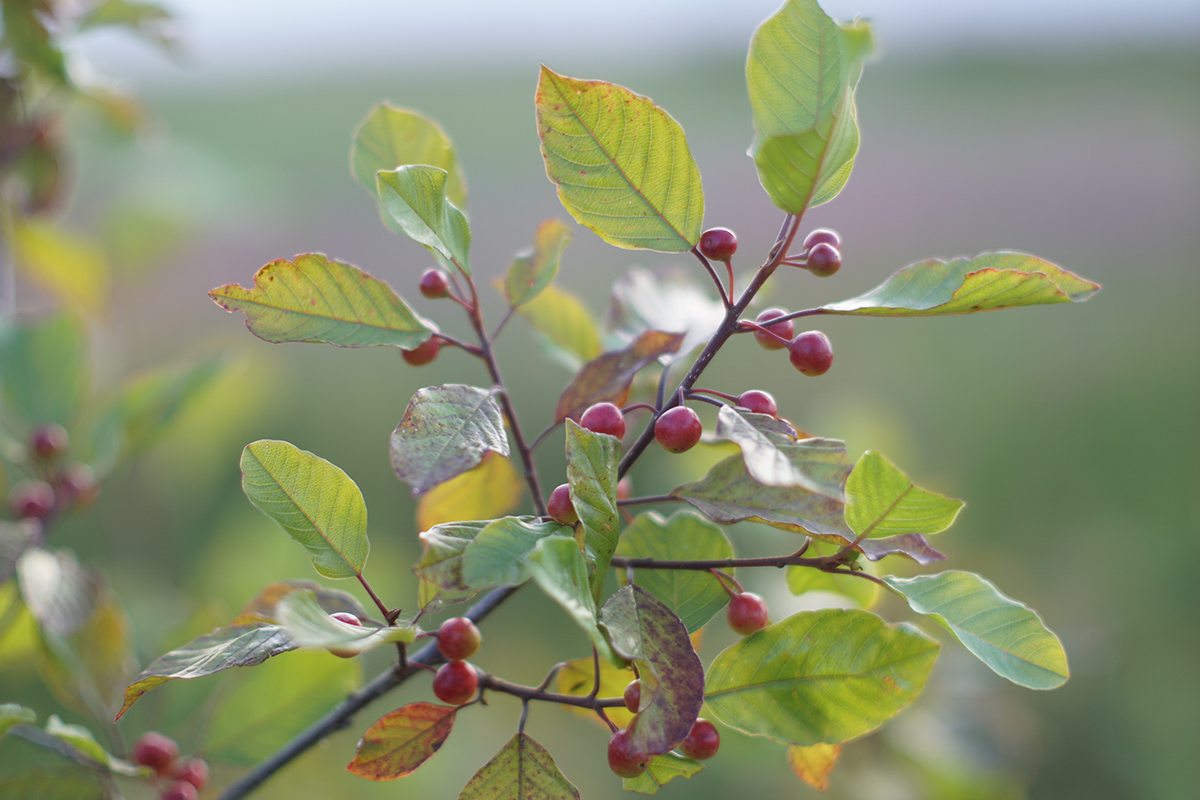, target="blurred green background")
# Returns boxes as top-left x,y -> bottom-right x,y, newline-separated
2,3 -> 1198,798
